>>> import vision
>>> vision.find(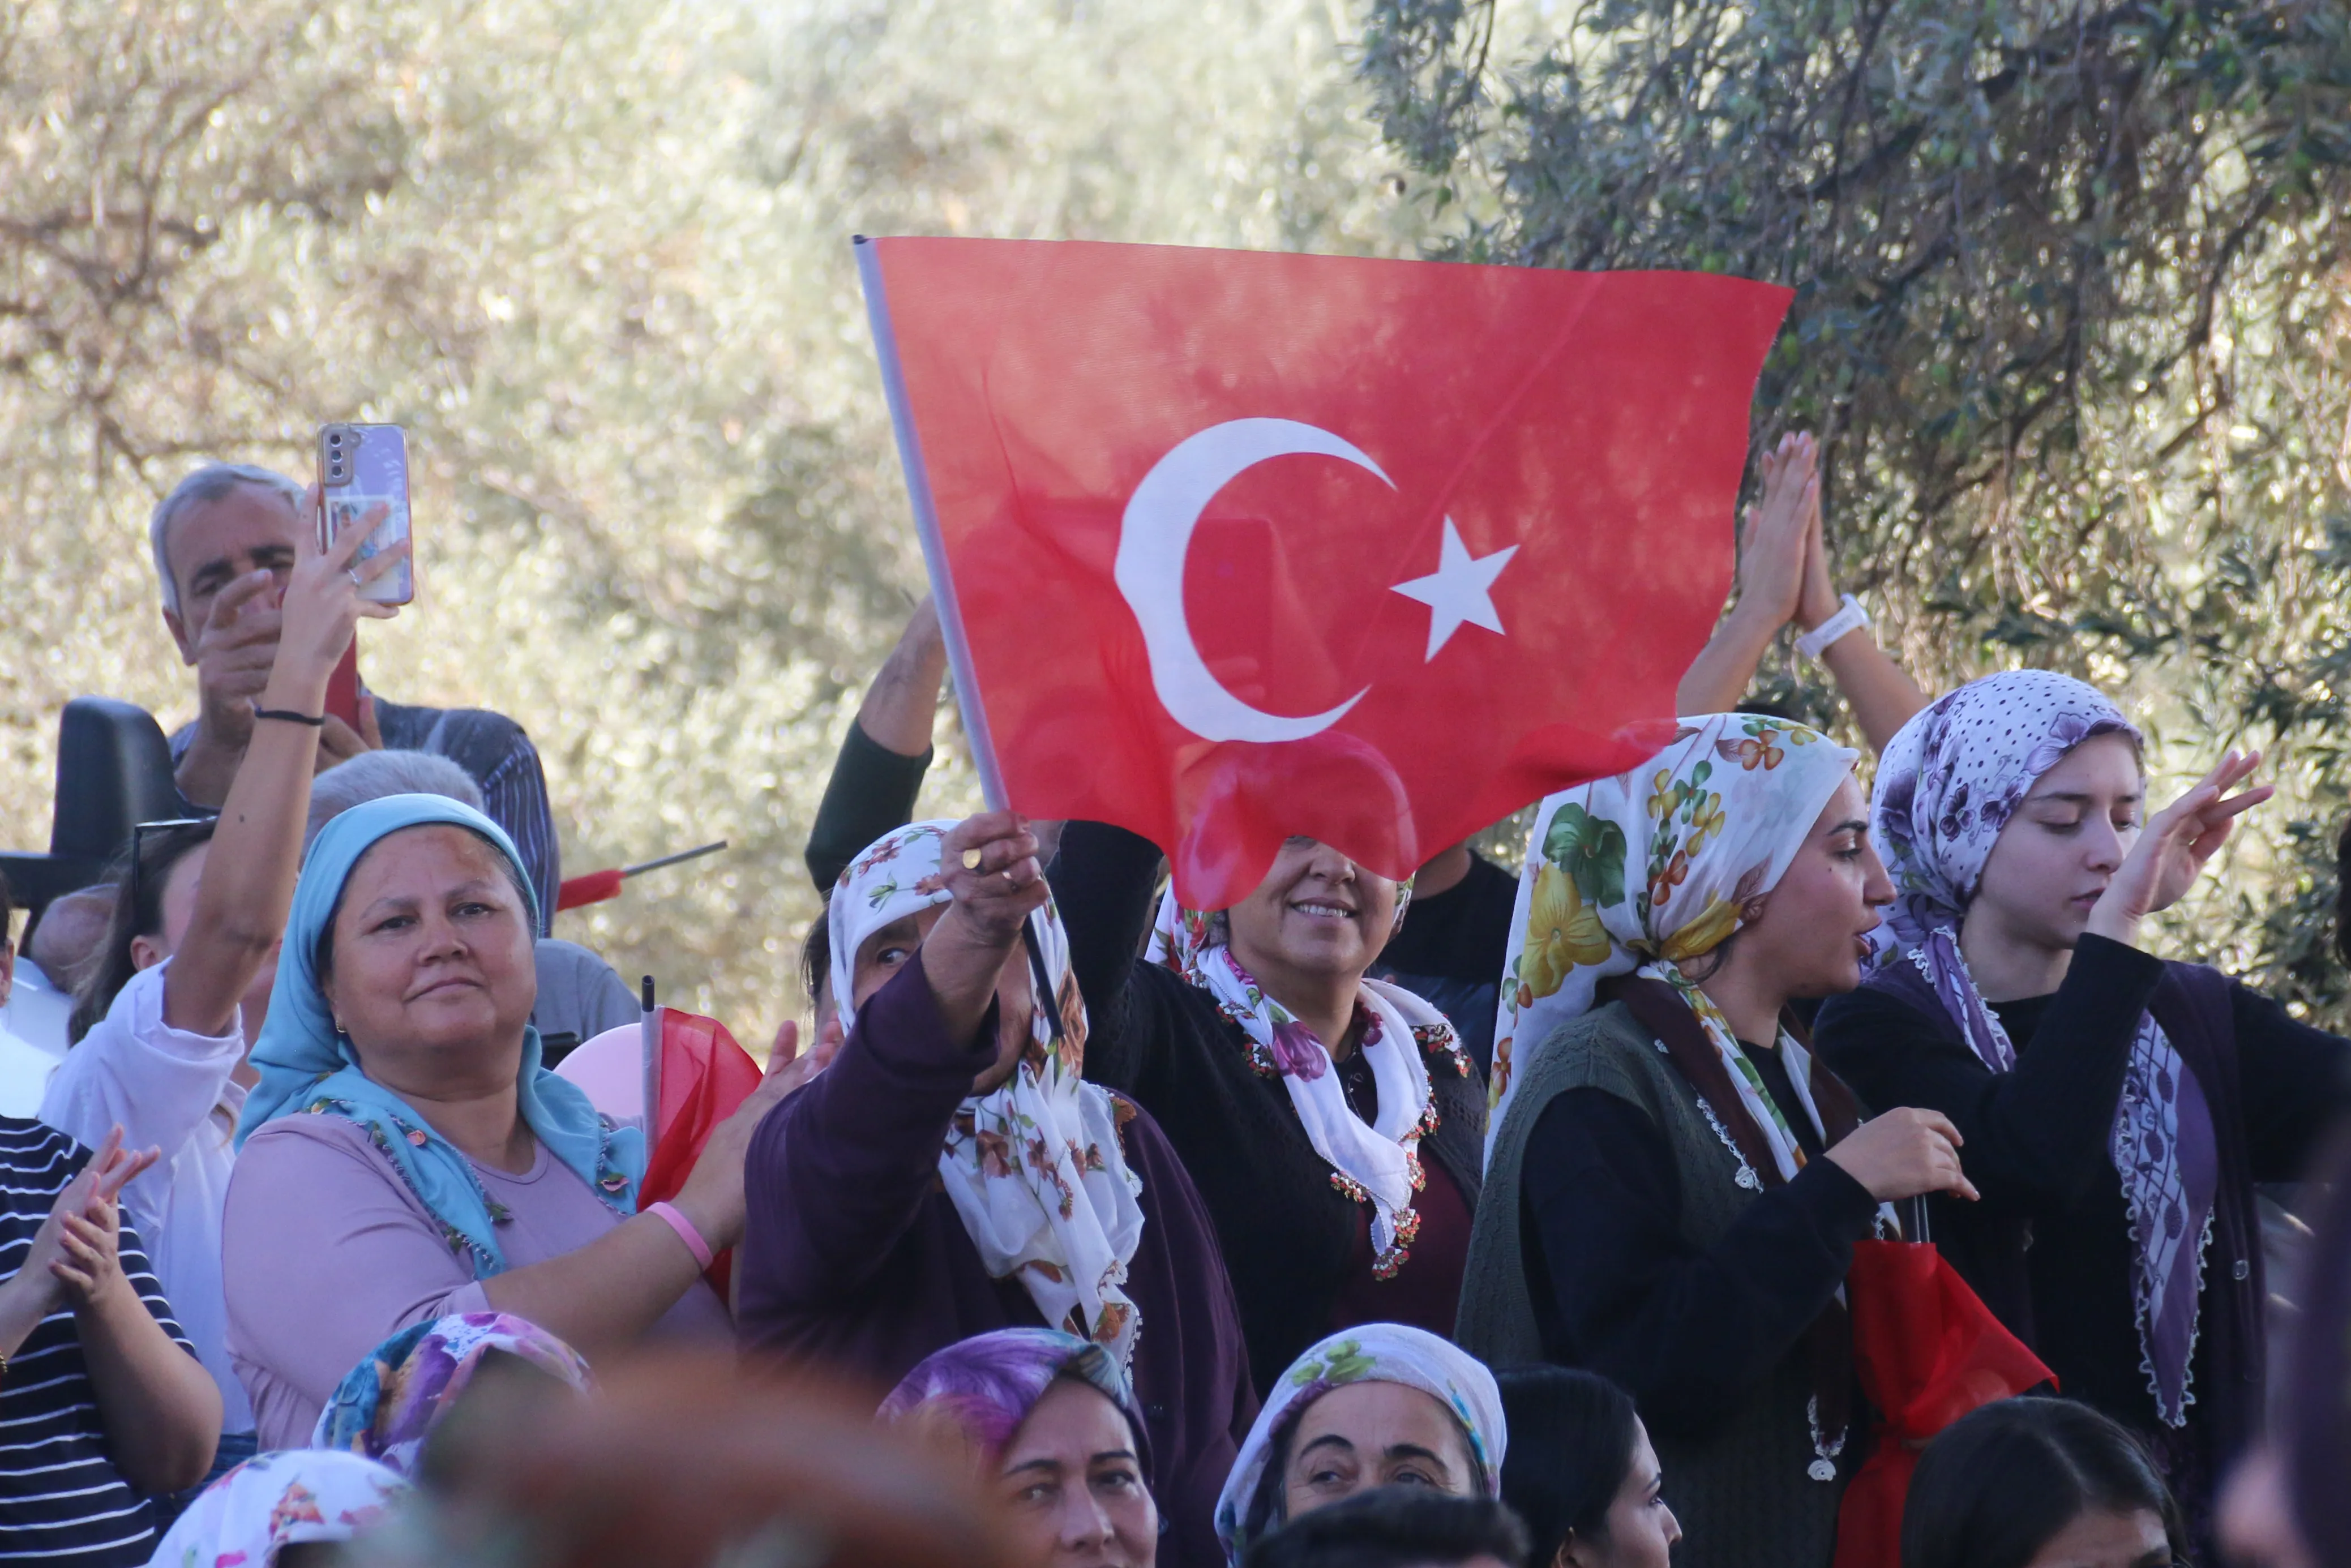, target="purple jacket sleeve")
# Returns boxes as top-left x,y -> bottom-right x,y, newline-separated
739,948 -> 995,1312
